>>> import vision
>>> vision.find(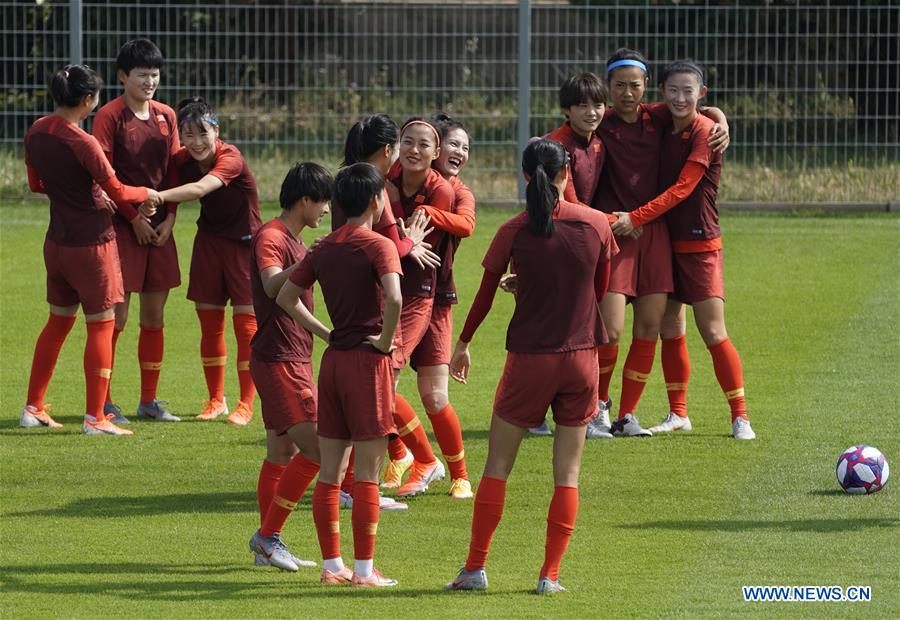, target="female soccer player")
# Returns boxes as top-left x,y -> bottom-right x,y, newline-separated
610,61 -> 755,440
21,64 -> 158,436
446,139 -> 616,594
157,98 -> 261,426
